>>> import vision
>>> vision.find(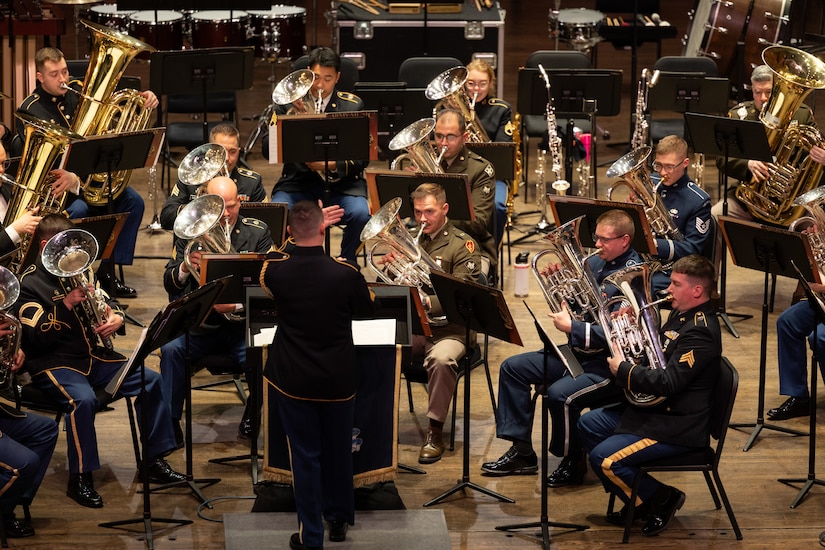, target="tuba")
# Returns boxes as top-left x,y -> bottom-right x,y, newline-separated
0,266 -> 22,390
531,215 -> 604,323
271,69 -> 322,115
606,146 -> 683,241
735,45 -> 825,226
177,143 -> 229,187
425,66 -> 490,143
173,194 -> 236,282
602,263 -> 672,407
69,20 -> 157,206
388,118 -> 447,172
41,229 -> 114,351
